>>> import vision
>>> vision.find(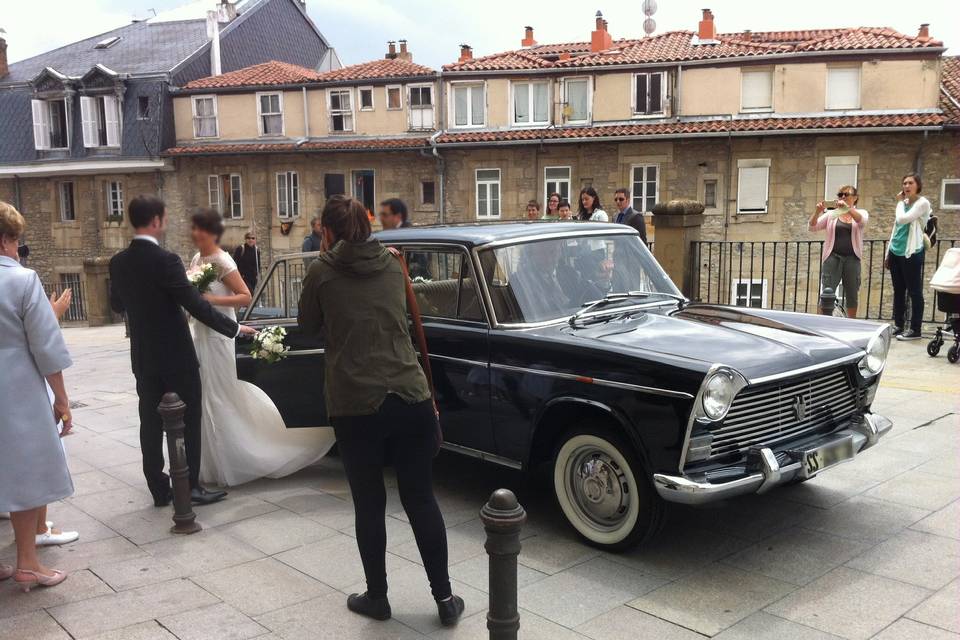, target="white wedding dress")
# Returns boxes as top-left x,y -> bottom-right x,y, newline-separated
188,250 -> 335,487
